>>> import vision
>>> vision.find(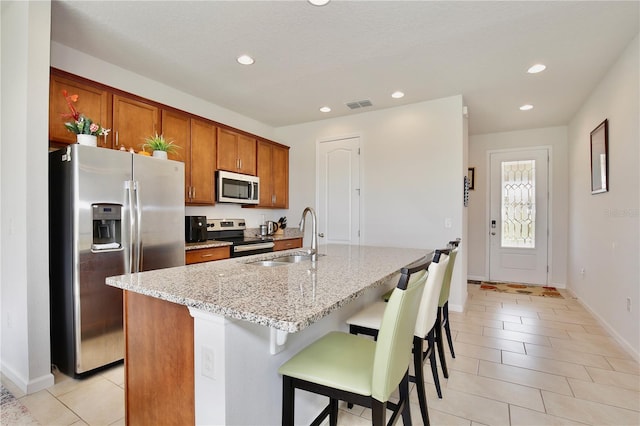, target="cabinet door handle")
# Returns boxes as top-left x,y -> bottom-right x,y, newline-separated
239,159 -> 242,170
201,253 -> 213,258
115,131 -> 119,147
192,187 -> 196,199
